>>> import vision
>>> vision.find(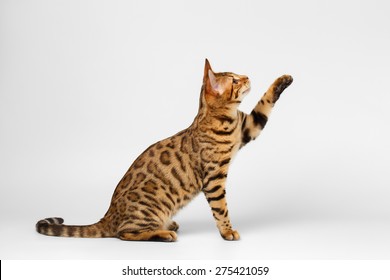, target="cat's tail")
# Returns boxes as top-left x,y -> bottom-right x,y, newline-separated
36,217 -> 111,238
